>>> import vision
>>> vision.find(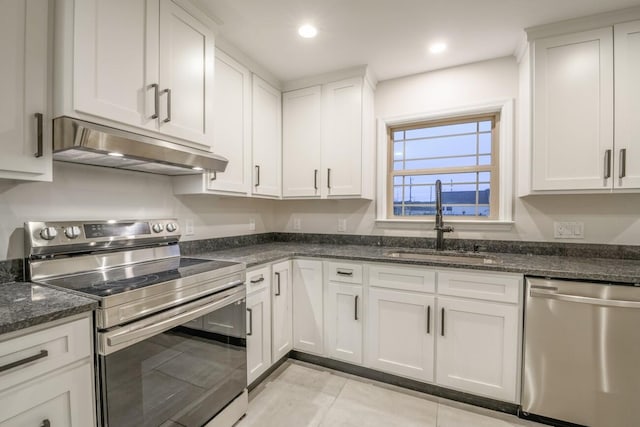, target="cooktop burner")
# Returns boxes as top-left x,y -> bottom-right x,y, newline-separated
42,257 -> 238,299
